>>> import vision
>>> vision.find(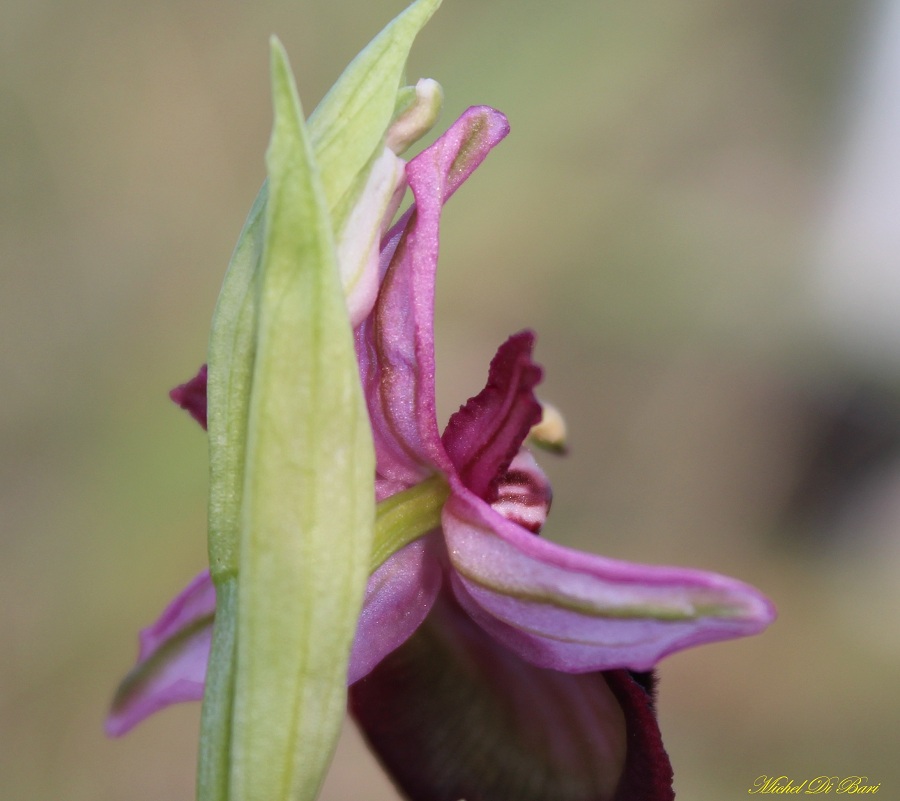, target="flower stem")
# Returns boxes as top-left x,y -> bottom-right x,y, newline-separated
197,577 -> 238,801
370,475 -> 449,571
